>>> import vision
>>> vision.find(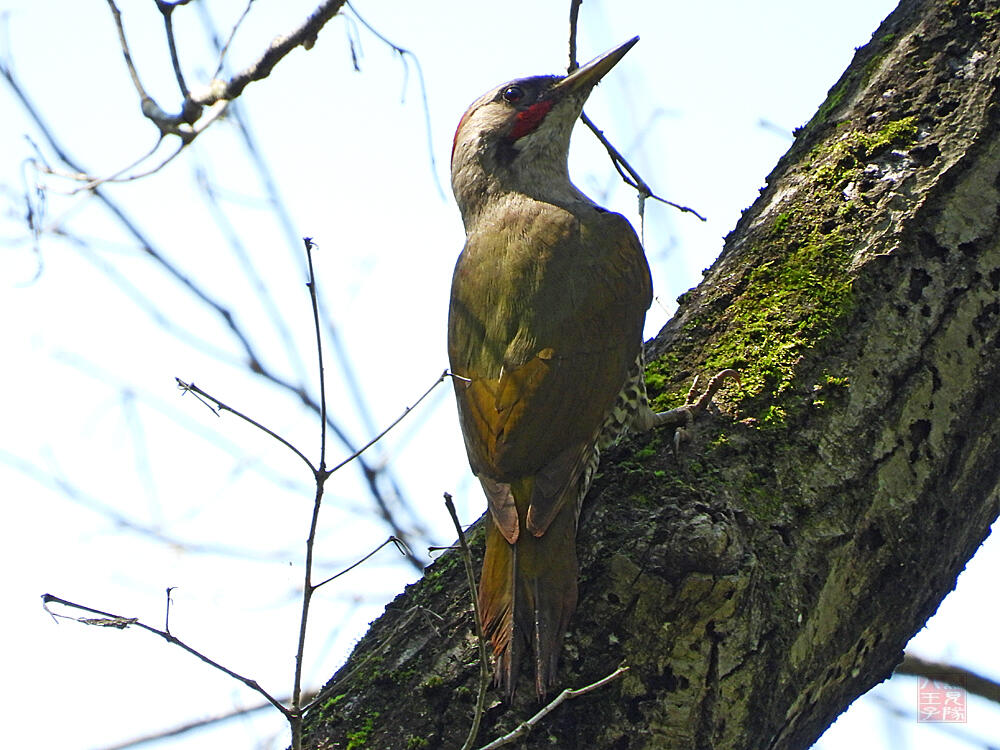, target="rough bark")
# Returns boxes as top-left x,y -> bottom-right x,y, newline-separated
303,1 -> 1000,747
